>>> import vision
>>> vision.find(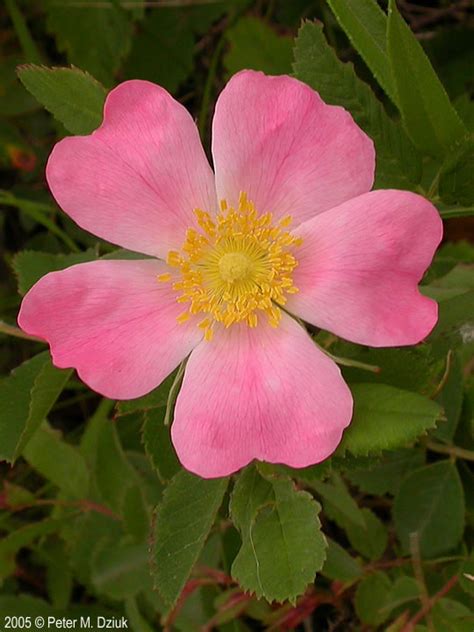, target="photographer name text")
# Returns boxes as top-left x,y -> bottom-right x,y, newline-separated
4,615 -> 128,629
